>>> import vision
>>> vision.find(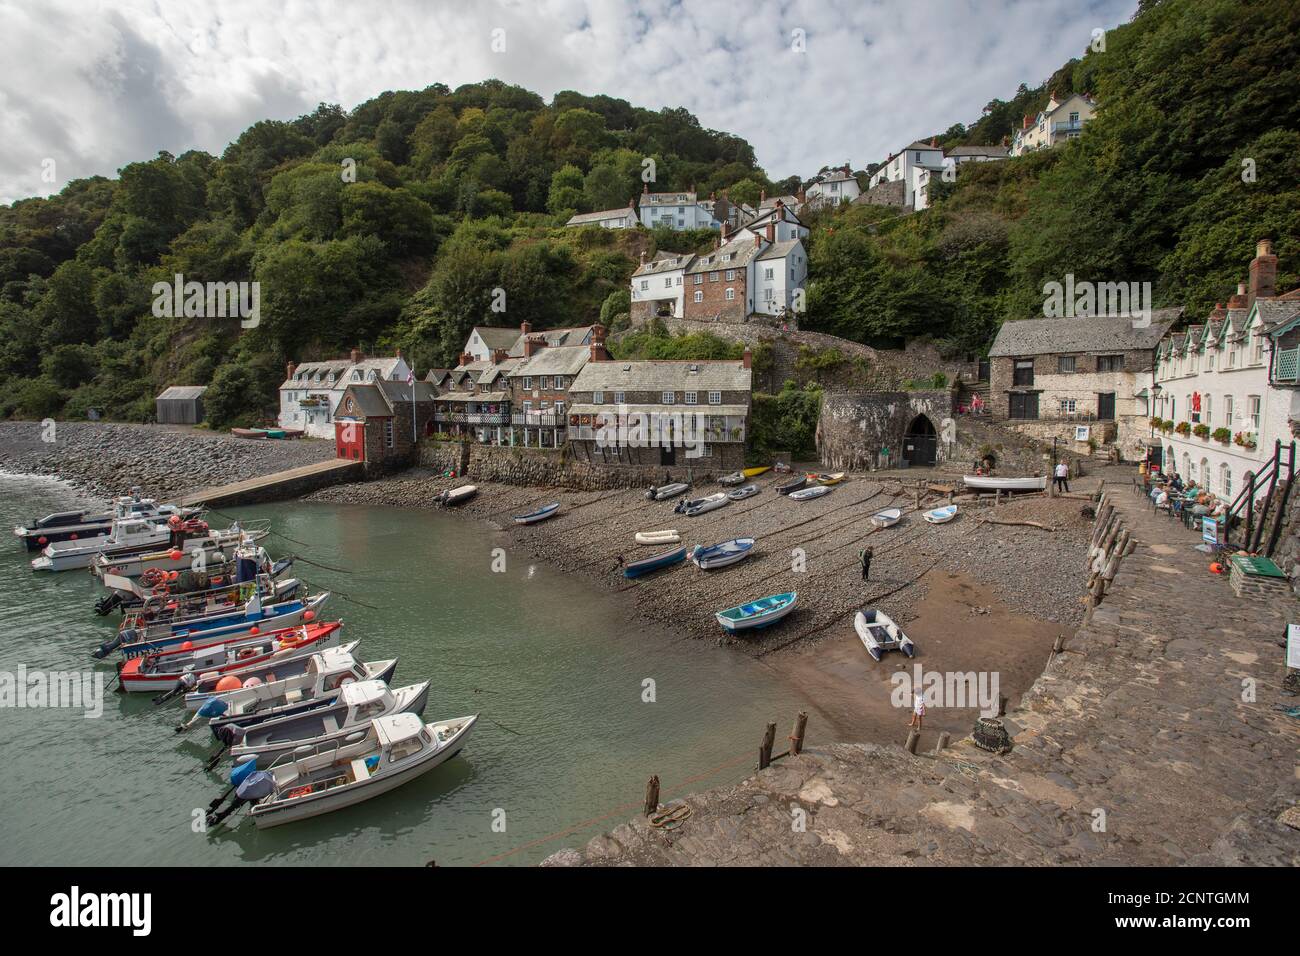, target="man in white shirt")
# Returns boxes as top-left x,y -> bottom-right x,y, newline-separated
1053,460 -> 1070,493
